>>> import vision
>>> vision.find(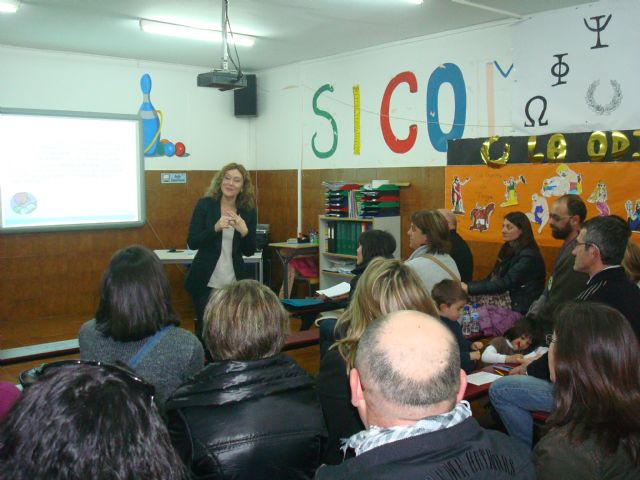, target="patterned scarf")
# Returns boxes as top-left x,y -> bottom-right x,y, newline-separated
342,401 -> 472,456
